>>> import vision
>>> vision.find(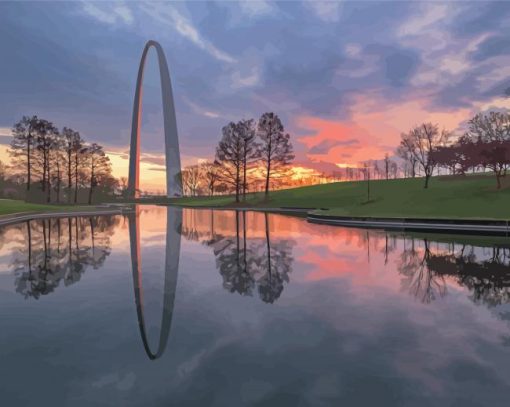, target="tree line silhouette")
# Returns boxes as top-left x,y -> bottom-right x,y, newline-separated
5,115 -> 117,203
208,109 -> 510,189
313,110 -> 510,189
177,109 -> 510,195
179,112 -> 294,201
375,110 -> 510,189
